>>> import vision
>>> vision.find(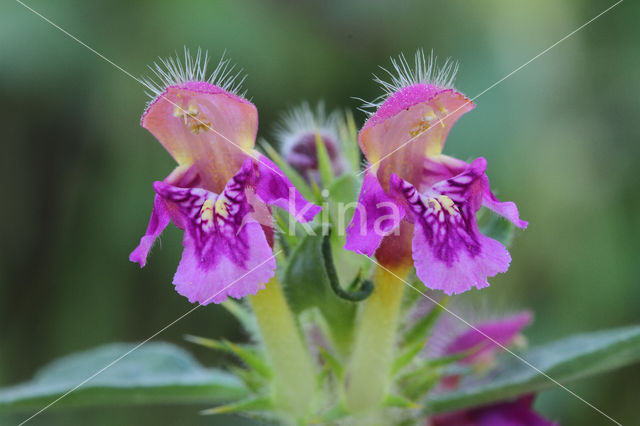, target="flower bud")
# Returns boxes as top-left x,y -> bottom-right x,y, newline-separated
276,102 -> 345,183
